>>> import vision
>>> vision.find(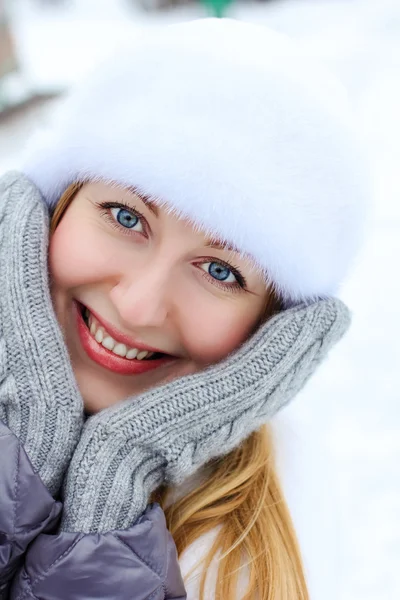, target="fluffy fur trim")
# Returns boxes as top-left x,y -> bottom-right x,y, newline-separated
22,19 -> 368,304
